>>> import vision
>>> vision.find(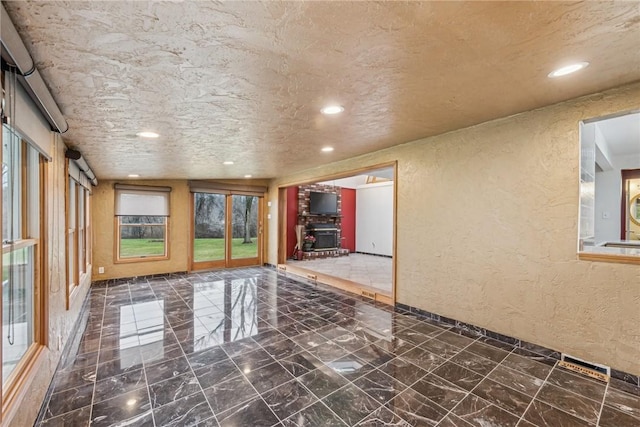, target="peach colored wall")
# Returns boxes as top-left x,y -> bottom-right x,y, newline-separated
91,179 -> 271,281
91,180 -> 191,280
267,82 -> 640,376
